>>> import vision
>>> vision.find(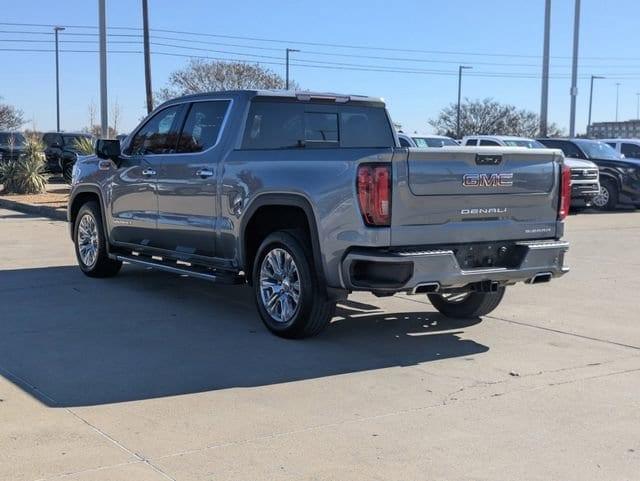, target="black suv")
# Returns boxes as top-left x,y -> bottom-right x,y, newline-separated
42,132 -> 93,182
538,138 -> 640,210
0,131 -> 26,164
